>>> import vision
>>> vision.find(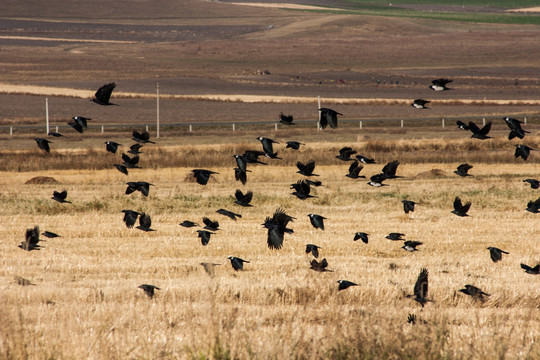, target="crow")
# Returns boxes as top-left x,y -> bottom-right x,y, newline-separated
310,258 -> 333,272
227,256 -> 250,271
382,160 -> 402,179
407,314 -> 417,325
48,131 -> 63,137
192,169 -> 219,185
456,120 -> 470,131
405,268 -> 431,307
138,284 -> 160,298
113,164 -> 128,175
233,154 -> 248,173
132,130 -> 155,144
67,120 -> 84,133
92,82 -> 117,105
122,153 -> 141,169
136,213 -> 155,232
290,179 -> 315,200
318,108 -> 341,129
503,117 -> 529,140
34,138 -> 52,153
451,196 -> 471,217
121,210 -> 140,228
125,181 -> 153,196
523,179 -> 539,189
356,155 -> 376,164
128,143 -> 143,154
308,214 -> 326,230
296,160 -> 318,176
41,231 -> 60,238
515,144 -> 534,161
52,190 -> 71,203
105,141 -> 121,154
286,141 -> 304,150
200,262 -> 221,277
234,167 -> 249,185
243,150 -> 267,165
468,121 -> 492,140
278,112 -> 294,125
179,220 -> 199,228
367,173 -> 388,187
526,197 -> 540,213
72,116 -> 91,129
455,163 -> 473,177
262,207 -> 295,250
459,285 -> 490,300
402,200 -> 416,214
487,247 -> 509,263
256,136 -> 280,159
386,233 -> 405,241
202,217 -> 220,231
197,230 -> 215,246
346,161 -> 365,179
234,189 -> 253,207
305,244 -> 321,258
337,280 -> 358,291
216,209 -> 242,220
336,147 -> 357,161
402,241 -> 422,252
306,179 -> 323,187
520,263 -> 540,275
354,232 -> 369,244
18,226 -> 41,251
411,99 -> 430,109
430,78 -> 452,91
